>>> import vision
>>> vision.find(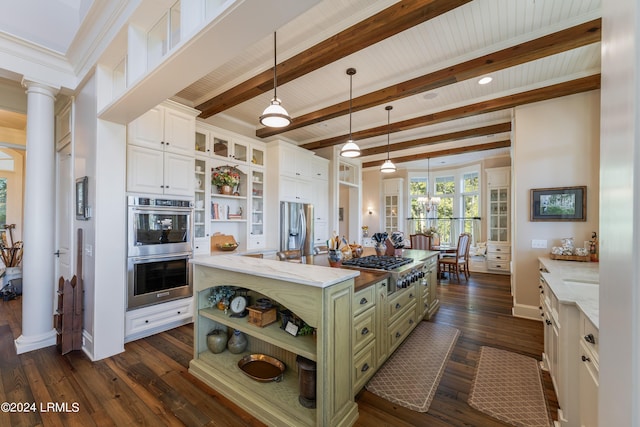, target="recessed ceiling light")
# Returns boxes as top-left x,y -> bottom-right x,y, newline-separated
423,92 -> 438,100
478,76 -> 493,85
